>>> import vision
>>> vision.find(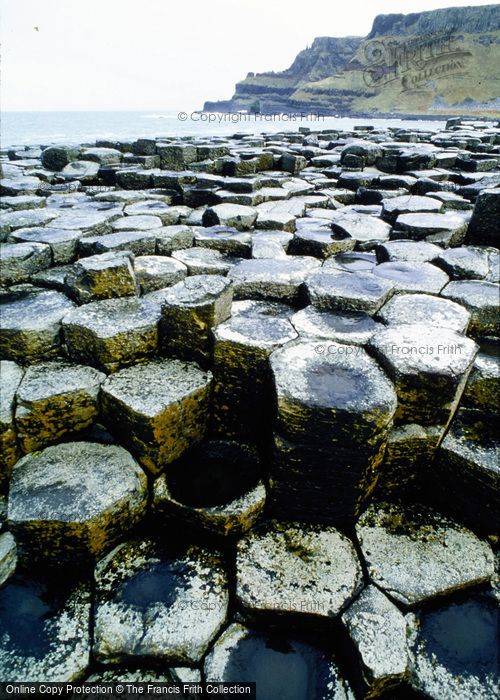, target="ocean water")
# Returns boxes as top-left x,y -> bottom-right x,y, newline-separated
0,111 -> 447,148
